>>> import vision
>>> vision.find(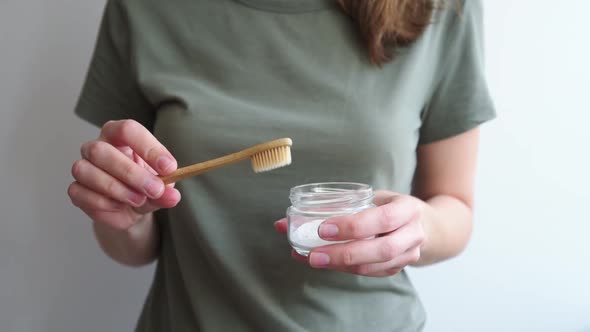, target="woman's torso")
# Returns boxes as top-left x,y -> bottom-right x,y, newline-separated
125,0 -> 455,330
